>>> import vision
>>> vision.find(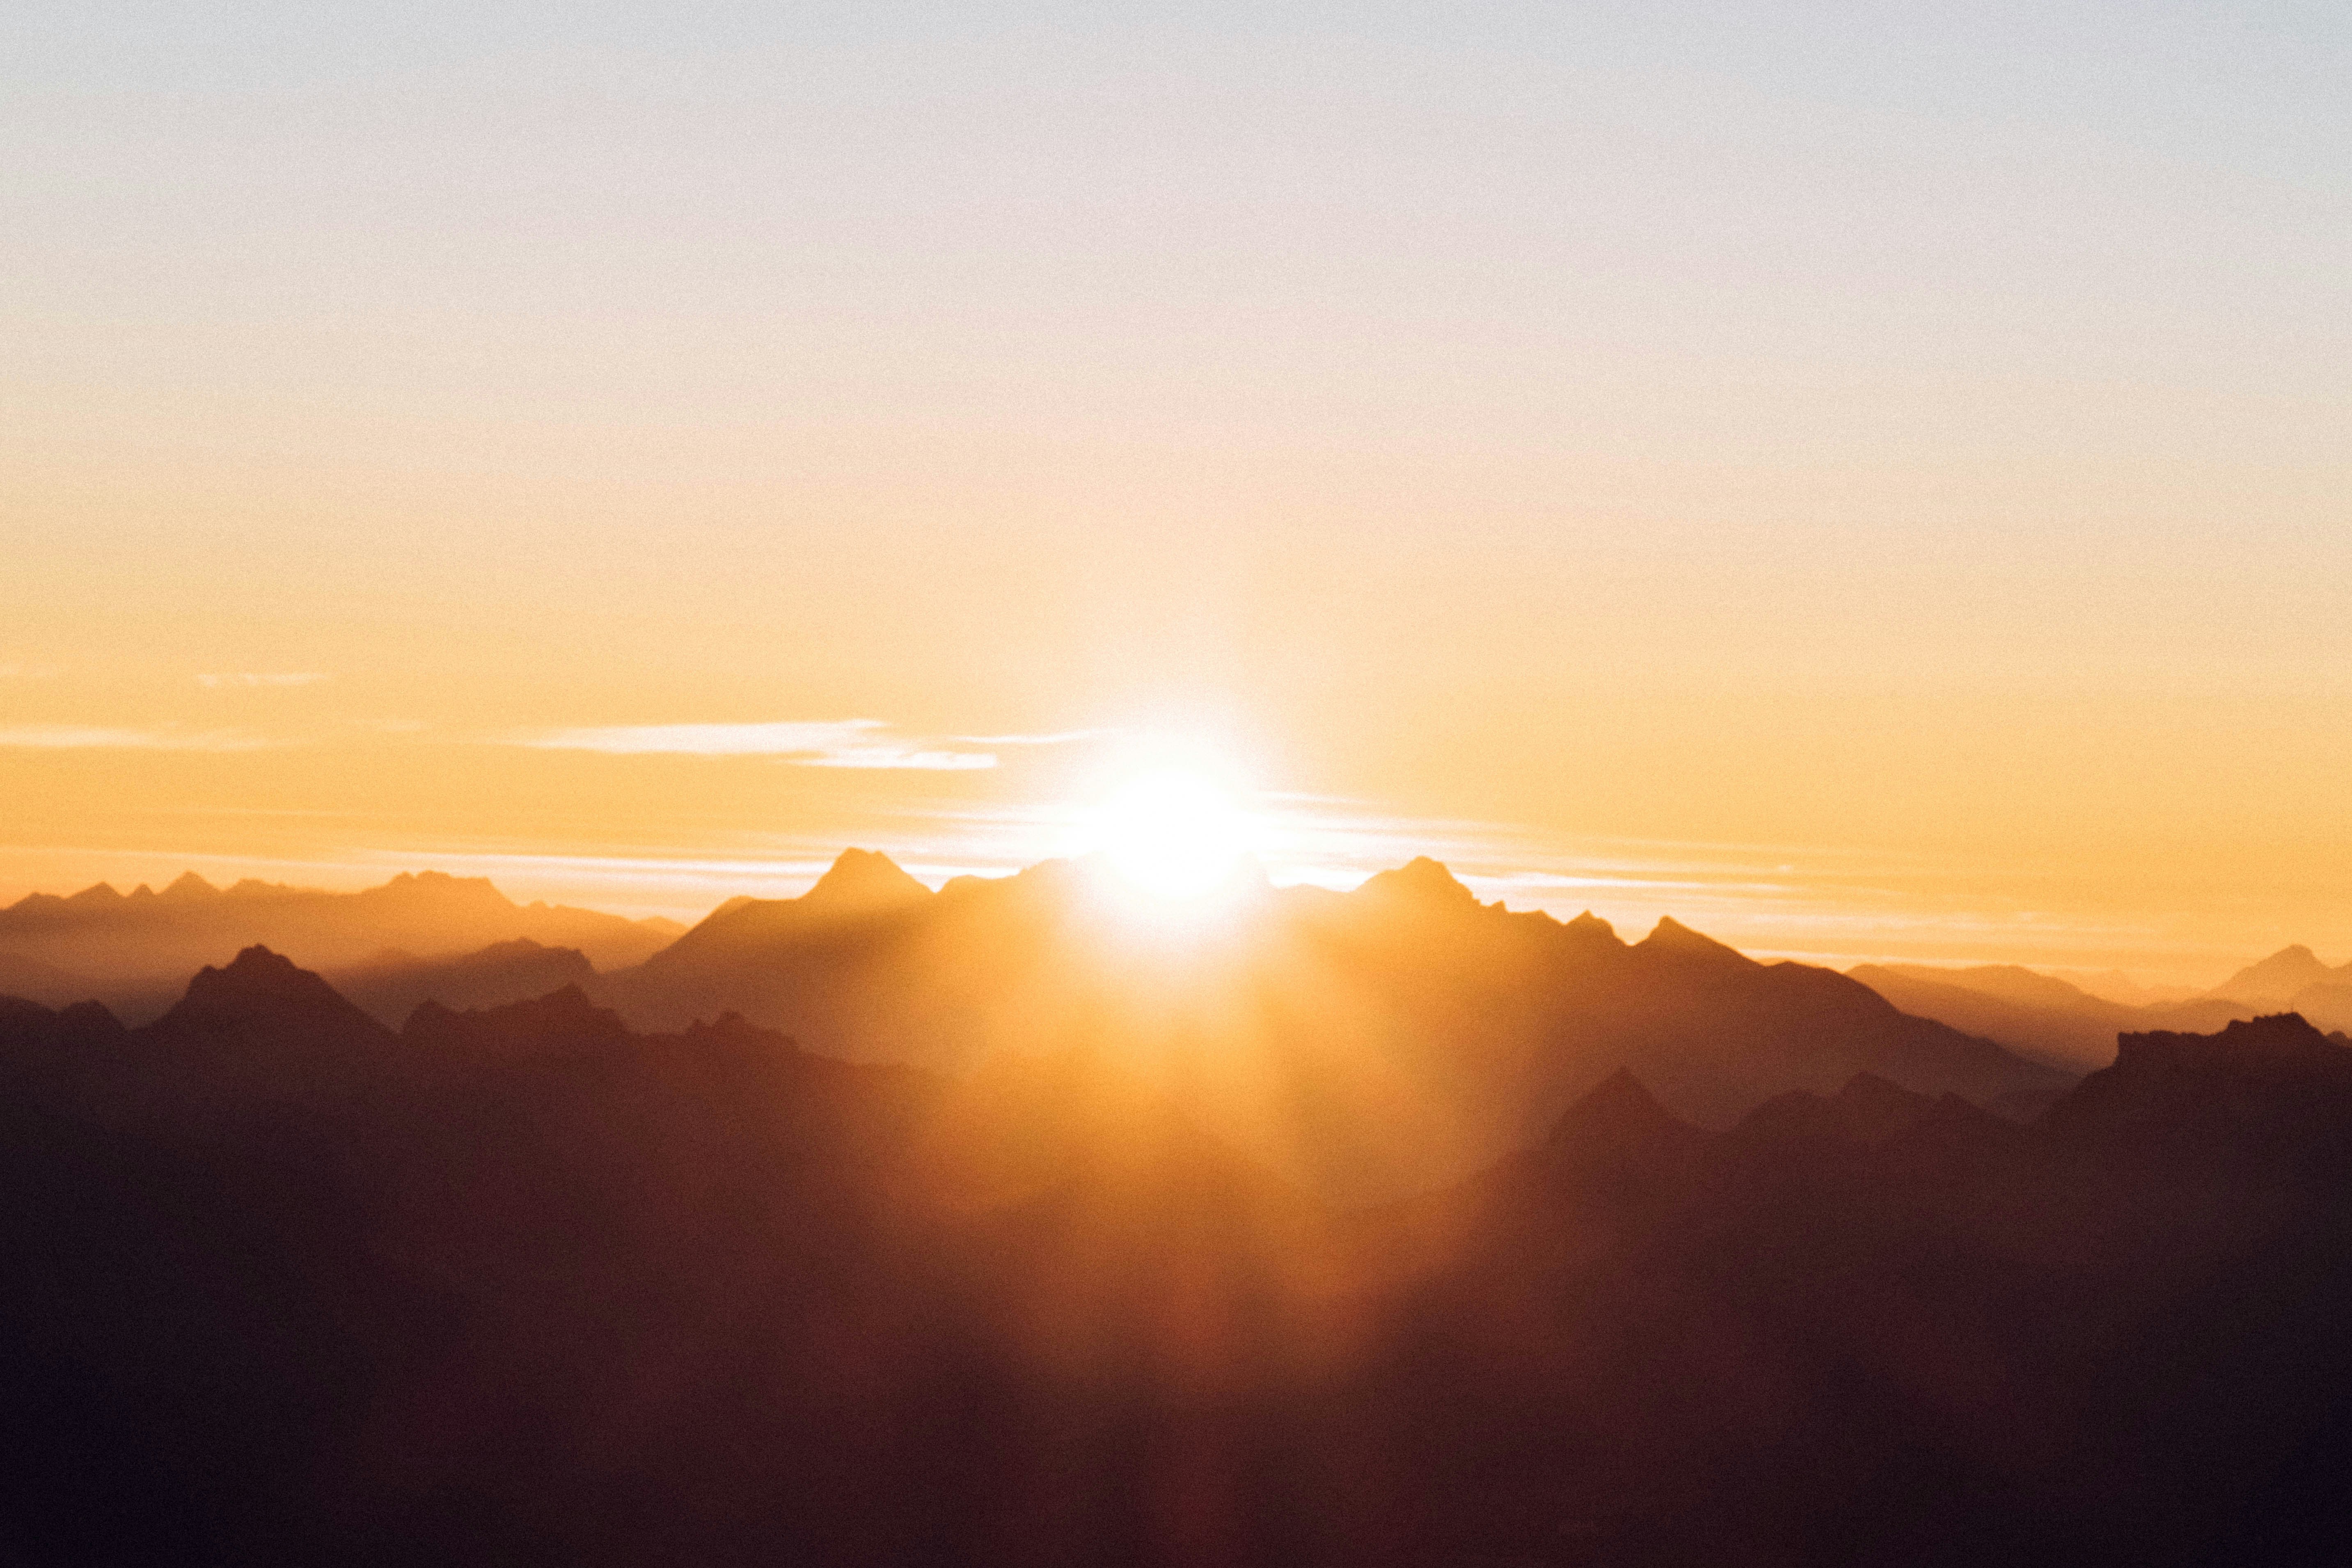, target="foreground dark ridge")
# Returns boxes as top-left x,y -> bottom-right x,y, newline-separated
2,949 -> 2350,1566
